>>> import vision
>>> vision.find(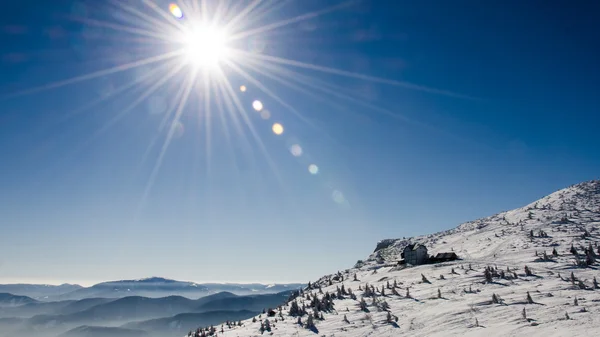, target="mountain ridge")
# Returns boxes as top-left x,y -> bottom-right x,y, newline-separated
207,180 -> 600,337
